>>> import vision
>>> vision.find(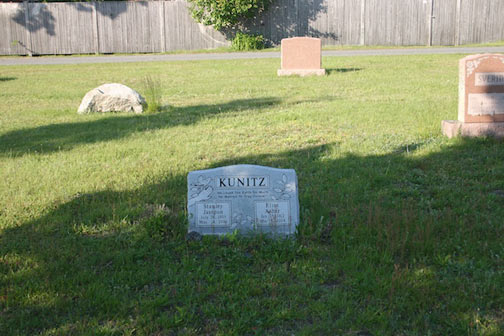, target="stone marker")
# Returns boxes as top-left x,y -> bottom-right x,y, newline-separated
277,37 -> 325,77
442,54 -> 504,138
187,165 -> 299,236
78,83 -> 146,114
